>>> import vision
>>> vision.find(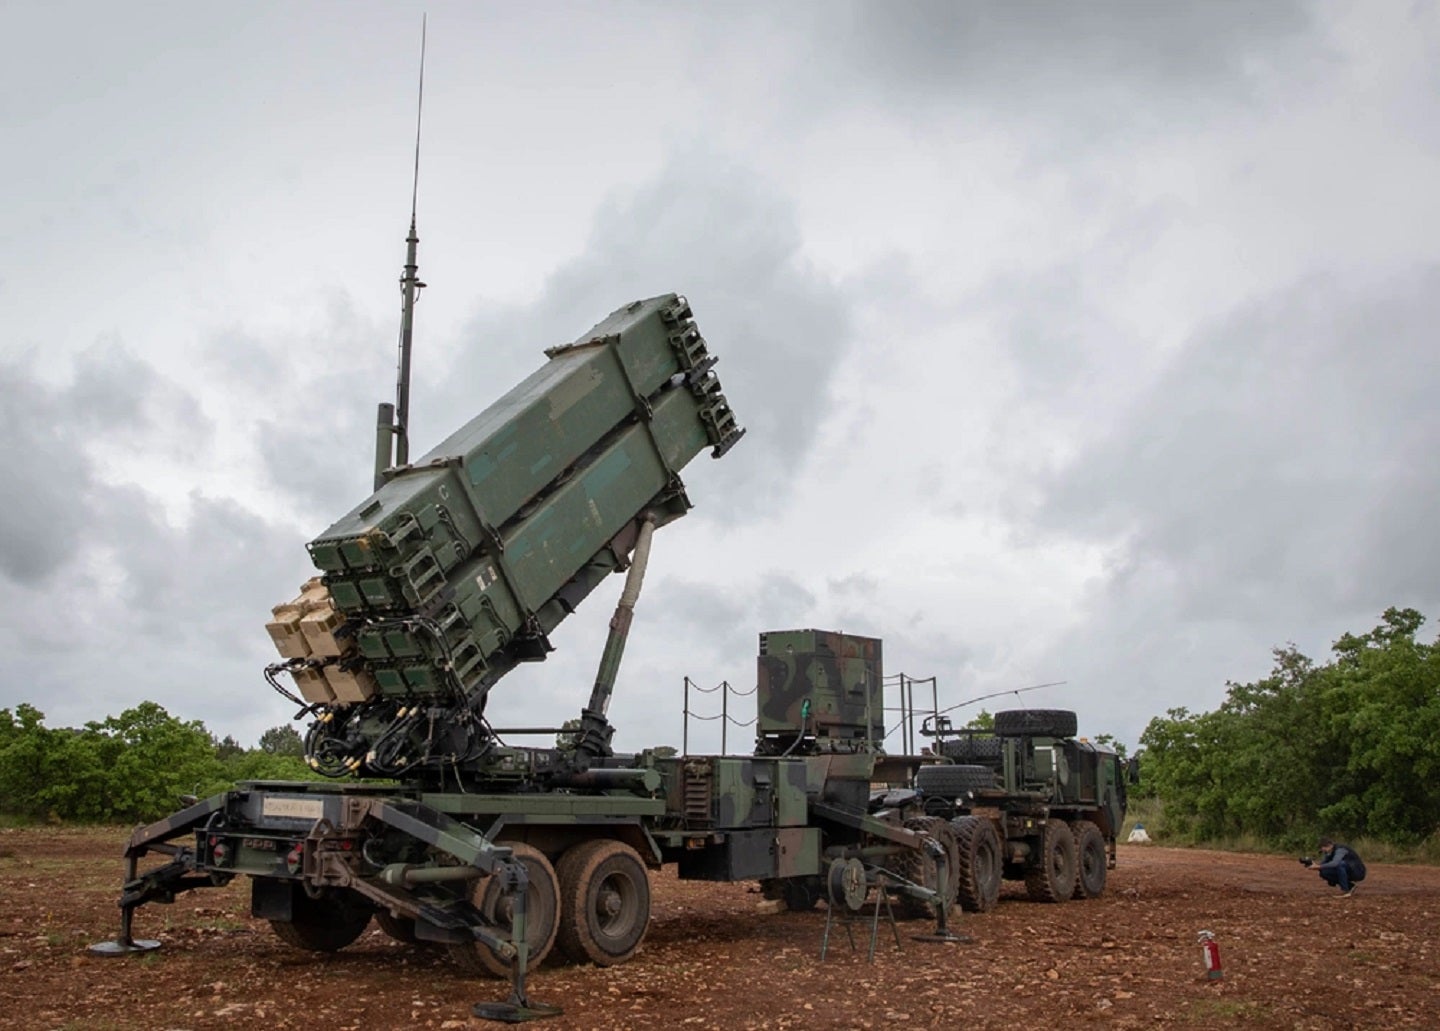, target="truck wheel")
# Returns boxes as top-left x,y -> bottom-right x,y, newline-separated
939,736 -> 1003,763
449,842 -> 560,977
995,709 -> 1078,738
915,763 -> 995,797
1024,820 -> 1077,902
269,886 -> 373,952
1070,820 -> 1107,899
555,840 -> 651,966
950,815 -> 1002,912
375,910 -> 420,943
